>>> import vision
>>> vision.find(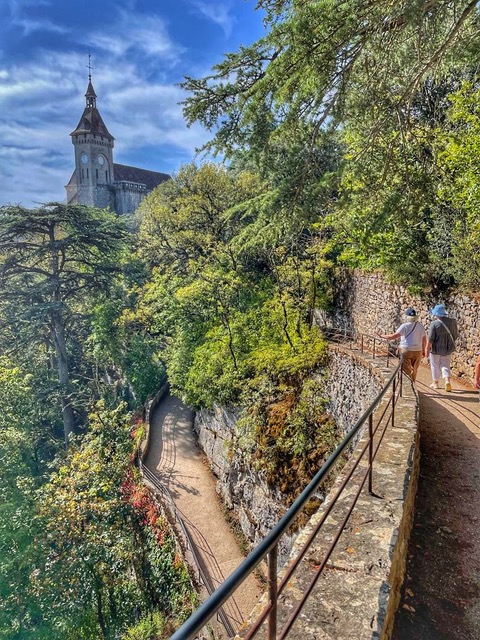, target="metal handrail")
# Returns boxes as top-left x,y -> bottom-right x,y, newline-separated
169,332 -> 403,640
